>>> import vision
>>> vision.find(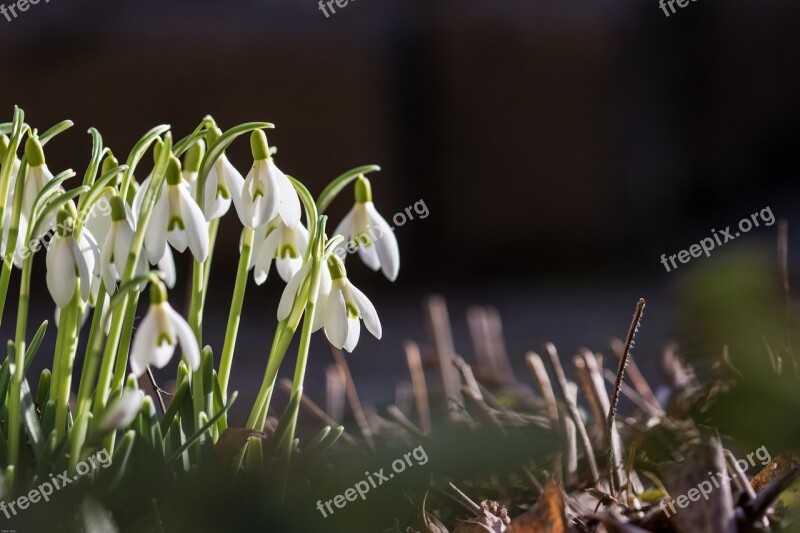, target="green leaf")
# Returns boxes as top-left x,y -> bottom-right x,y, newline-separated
119,124 -> 170,199
36,368 -> 50,407
163,392 -> 238,469
23,320 -> 48,375
107,430 -> 135,491
19,377 -> 44,459
159,377 -> 189,434
39,120 -> 74,144
30,181 -> 85,241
